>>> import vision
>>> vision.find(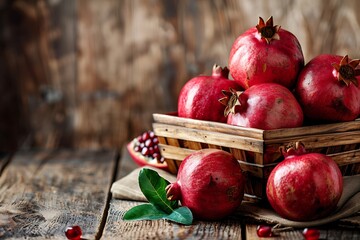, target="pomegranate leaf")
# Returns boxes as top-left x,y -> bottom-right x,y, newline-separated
138,168 -> 178,214
163,206 -> 193,225
123,204 -> 193,225
123,203 -> 167,221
